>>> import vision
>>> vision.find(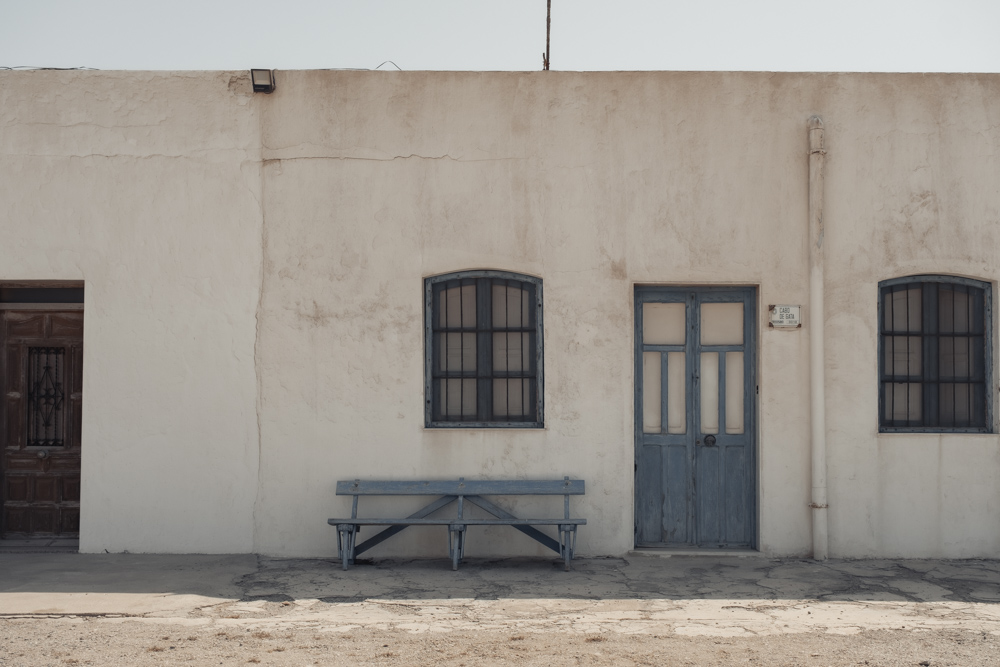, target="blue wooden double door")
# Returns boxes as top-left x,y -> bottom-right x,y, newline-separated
634,286 -> 756,548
